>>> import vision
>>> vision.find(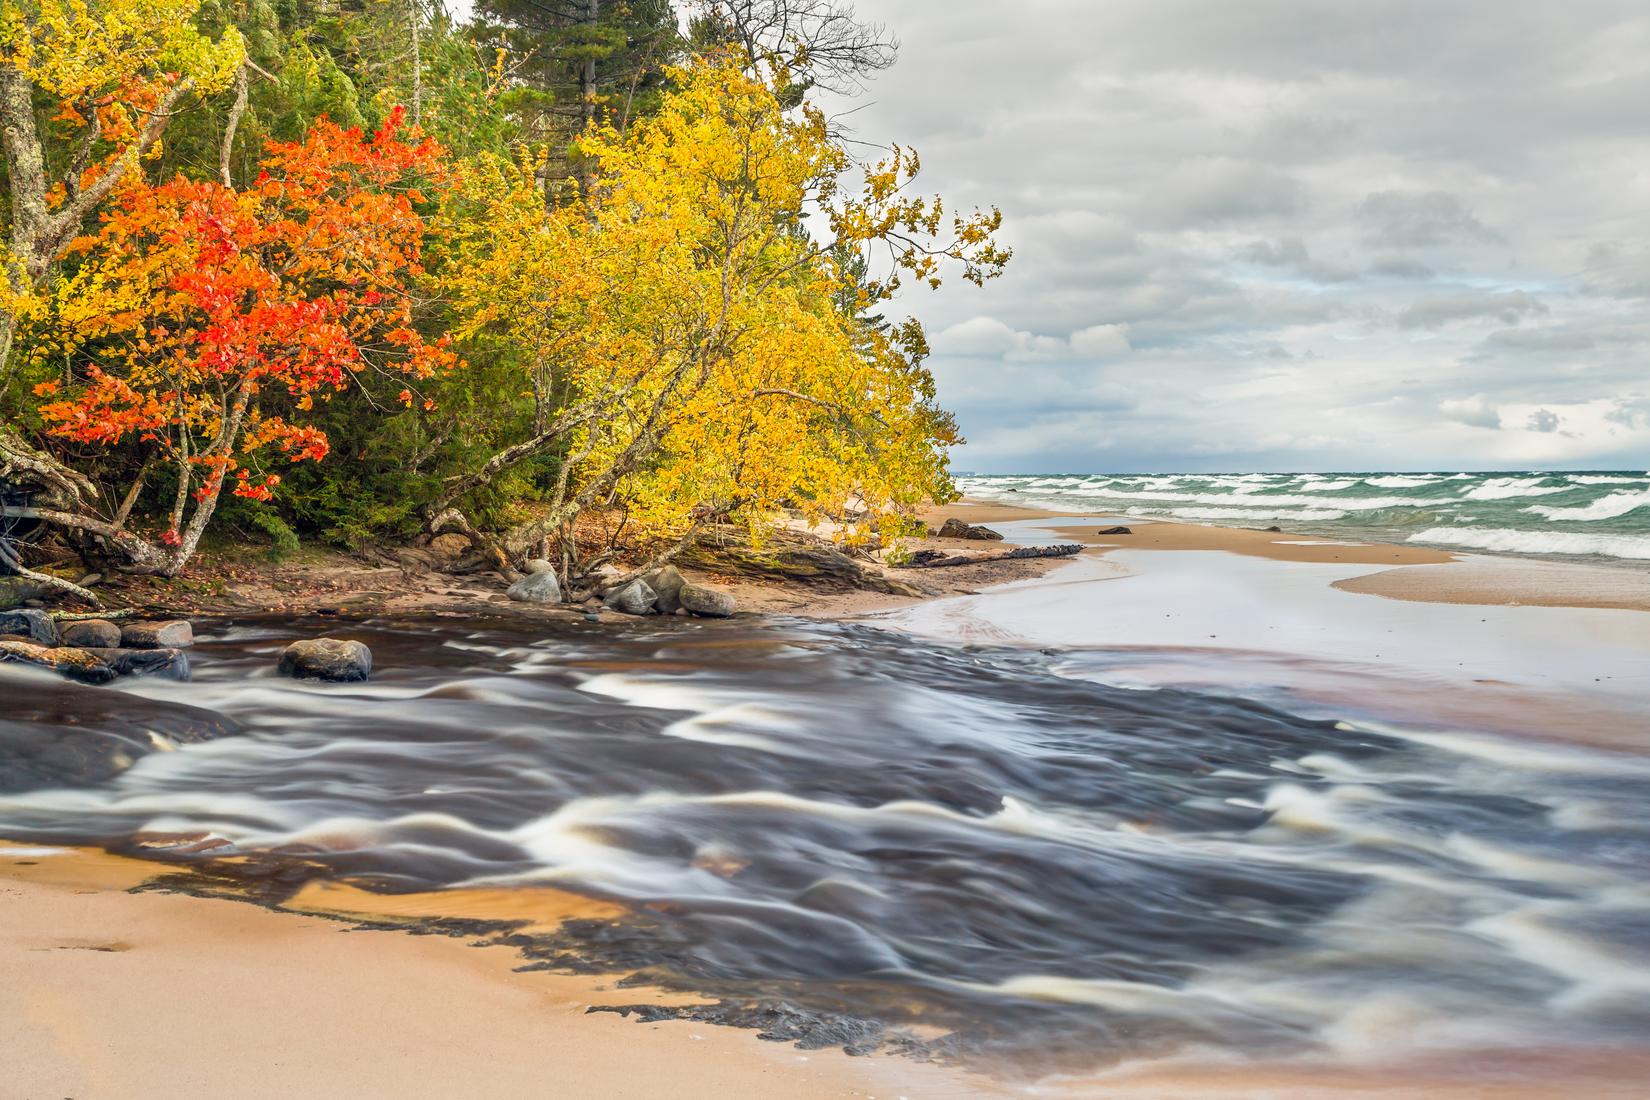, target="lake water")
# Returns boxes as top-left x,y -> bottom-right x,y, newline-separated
958,471 -> 1650,561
